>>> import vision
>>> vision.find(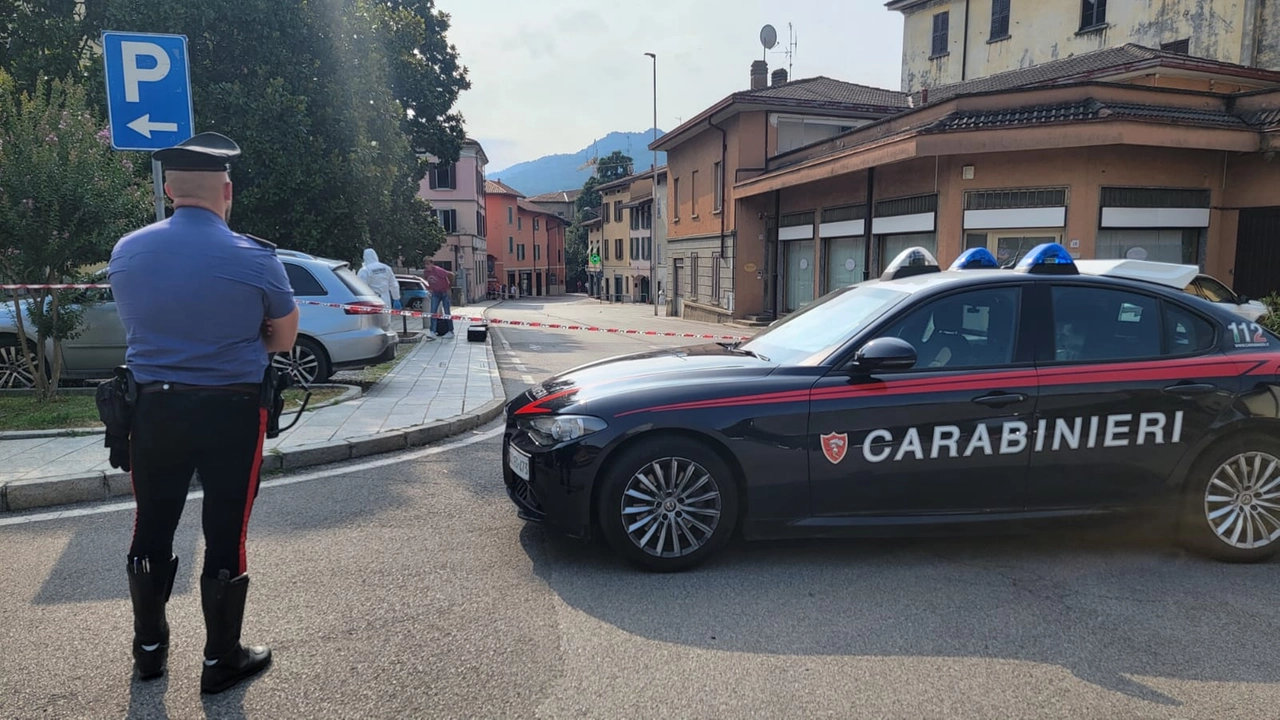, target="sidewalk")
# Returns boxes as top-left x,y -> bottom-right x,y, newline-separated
0,302 -> 505,513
